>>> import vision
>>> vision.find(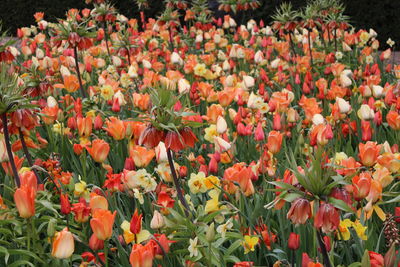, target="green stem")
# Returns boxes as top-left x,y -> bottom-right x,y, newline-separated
18,127 -> 42,184
104,240 -> 109,267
